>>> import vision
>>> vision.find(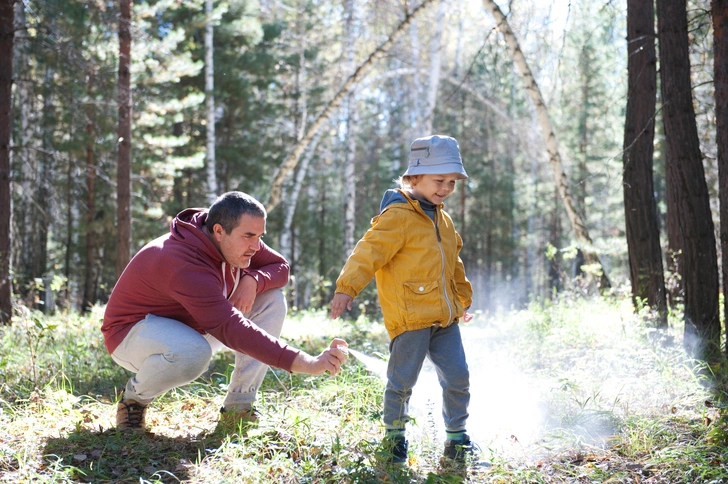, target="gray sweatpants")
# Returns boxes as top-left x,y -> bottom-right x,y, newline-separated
384,323 -> 470,433
111,289 -> 287,411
